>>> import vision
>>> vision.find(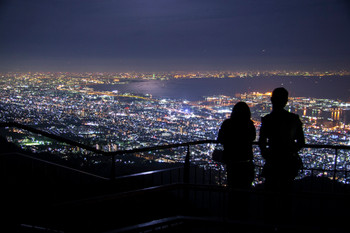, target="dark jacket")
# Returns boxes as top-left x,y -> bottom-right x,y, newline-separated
217,118 -> 256,162
259,109 -> 305,161
258,109 -> 305,179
